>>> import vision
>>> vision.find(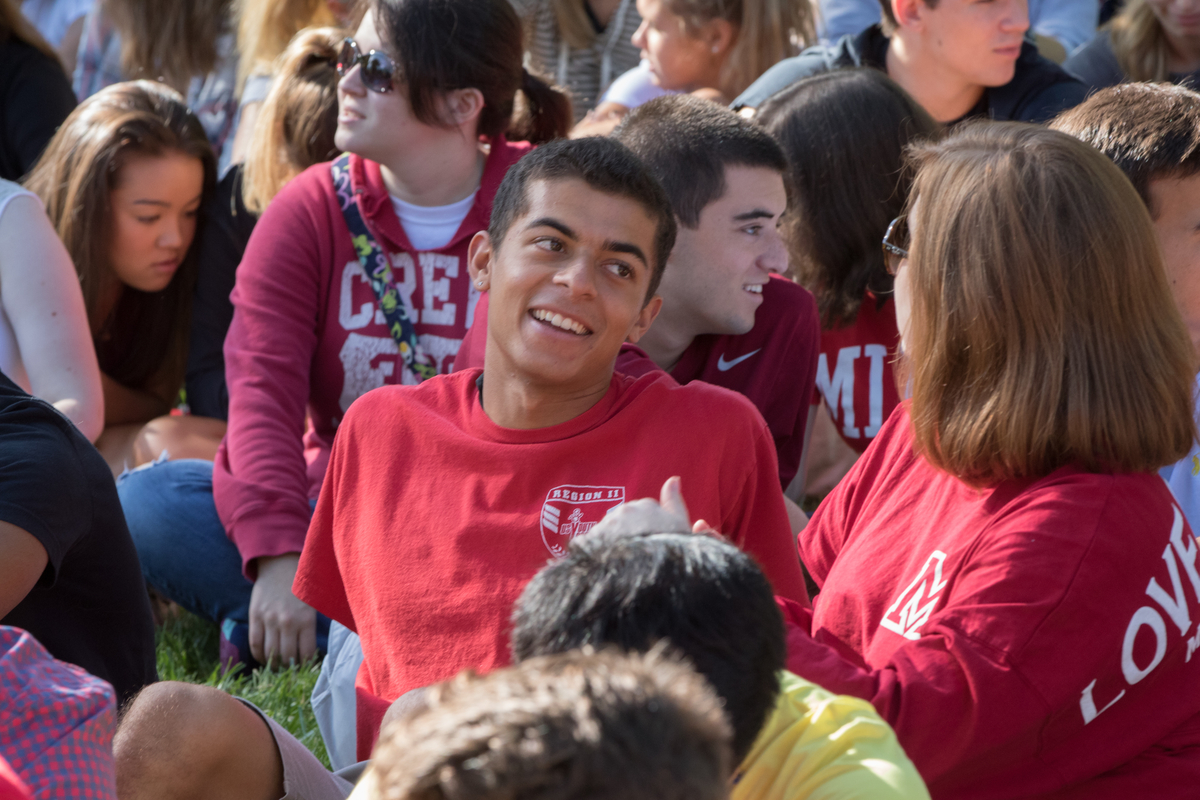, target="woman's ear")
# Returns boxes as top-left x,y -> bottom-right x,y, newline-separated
442,87 -> 485,128
700,17 -> 737,58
